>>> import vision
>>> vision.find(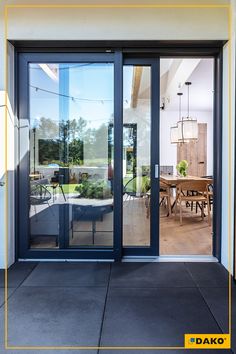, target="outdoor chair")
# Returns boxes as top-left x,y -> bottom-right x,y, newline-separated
30,180 -> 53,218
71,204 -> 113,244
123,175 -> 150,201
